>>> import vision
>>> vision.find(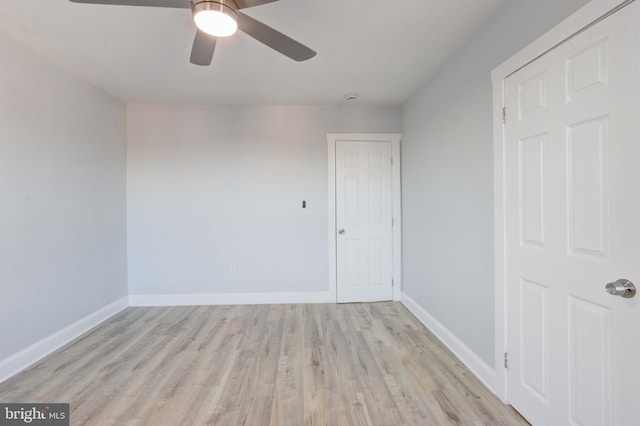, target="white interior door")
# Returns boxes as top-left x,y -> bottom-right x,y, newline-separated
335,140 -> 393,303
504,2 -> 640,425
